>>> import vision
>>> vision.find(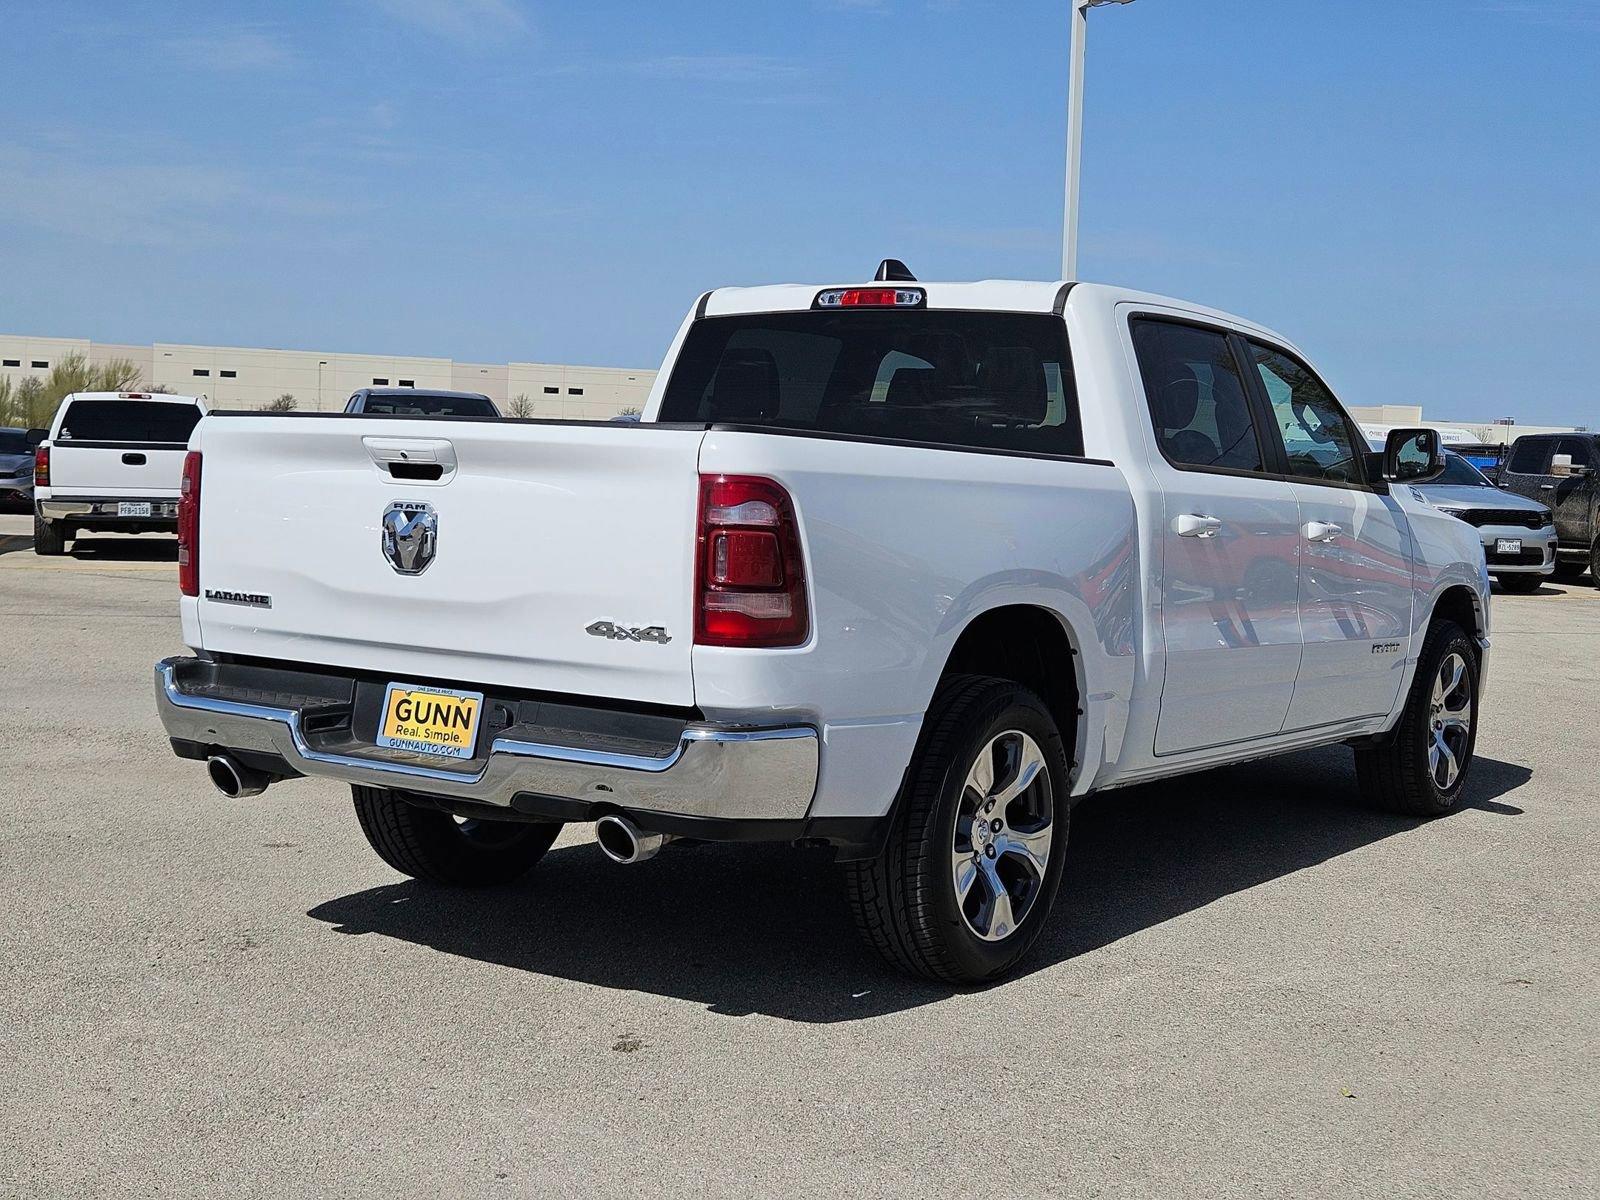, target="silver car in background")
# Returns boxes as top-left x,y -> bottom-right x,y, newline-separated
1412,450 -> 1556,592
0,427 -> 42,511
